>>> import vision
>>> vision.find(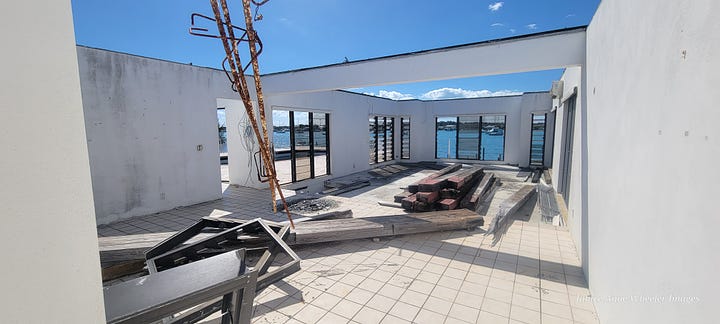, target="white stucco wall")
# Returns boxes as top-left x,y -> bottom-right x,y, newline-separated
262,28 -> 586,95
266,91 -> 554,185
220,98 -> 275,189
551,66 -> 586,267
582,0 -> 720,322
266,91 -> 400,181
0,1 -> 105,322
77,47 -> 235,224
